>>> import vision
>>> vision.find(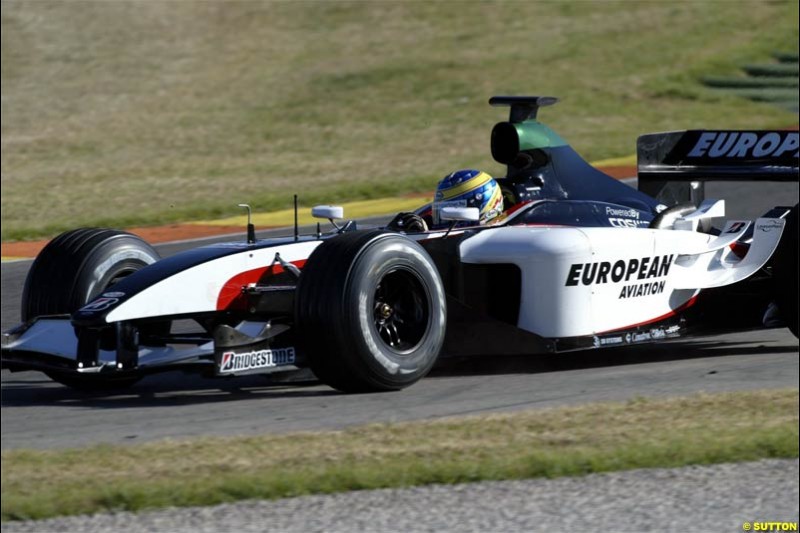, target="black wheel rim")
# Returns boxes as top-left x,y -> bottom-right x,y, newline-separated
373,268 -> 429,353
